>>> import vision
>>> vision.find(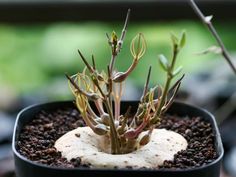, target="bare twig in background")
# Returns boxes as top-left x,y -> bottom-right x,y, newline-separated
189,0 -> 236,74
